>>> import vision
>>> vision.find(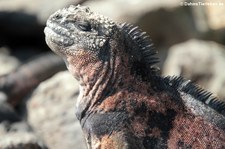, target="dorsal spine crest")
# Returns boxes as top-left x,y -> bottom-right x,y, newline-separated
120,23 -> 159,78
164,76 -> 225,116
